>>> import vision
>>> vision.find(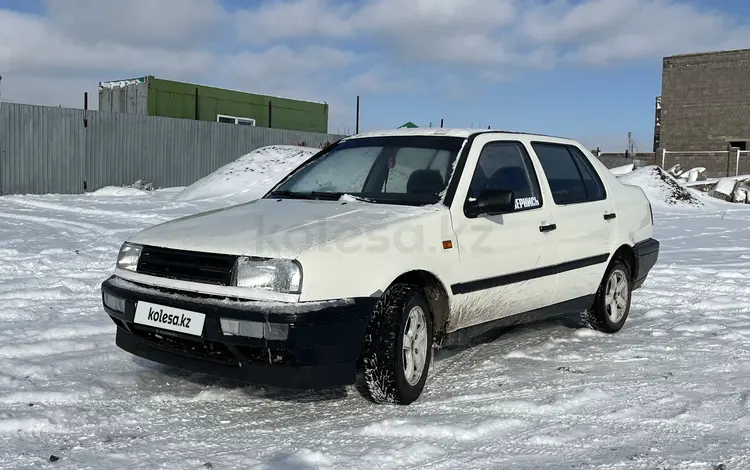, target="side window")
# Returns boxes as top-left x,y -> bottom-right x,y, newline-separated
568,146 -> 606,201
531,143 -> 587,205
467,141 -> 542,212
531,142 -> 605,205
